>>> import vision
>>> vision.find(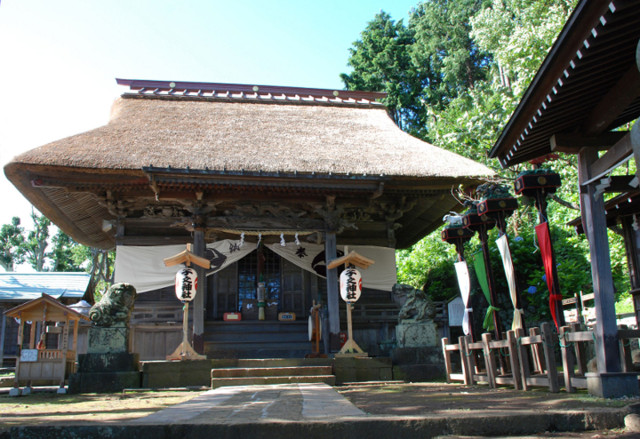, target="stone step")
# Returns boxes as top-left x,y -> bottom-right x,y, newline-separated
210,358 -> 332,368
210,374 -> 336,388
212,365 -> 332,378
